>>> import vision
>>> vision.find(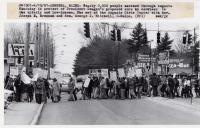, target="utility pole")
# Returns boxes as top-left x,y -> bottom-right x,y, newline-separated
24,23 -> 30,74
47,24 -> 50,79
43,23 -> 46,69
34,23 -> 39,68
38,23 -> 41,68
